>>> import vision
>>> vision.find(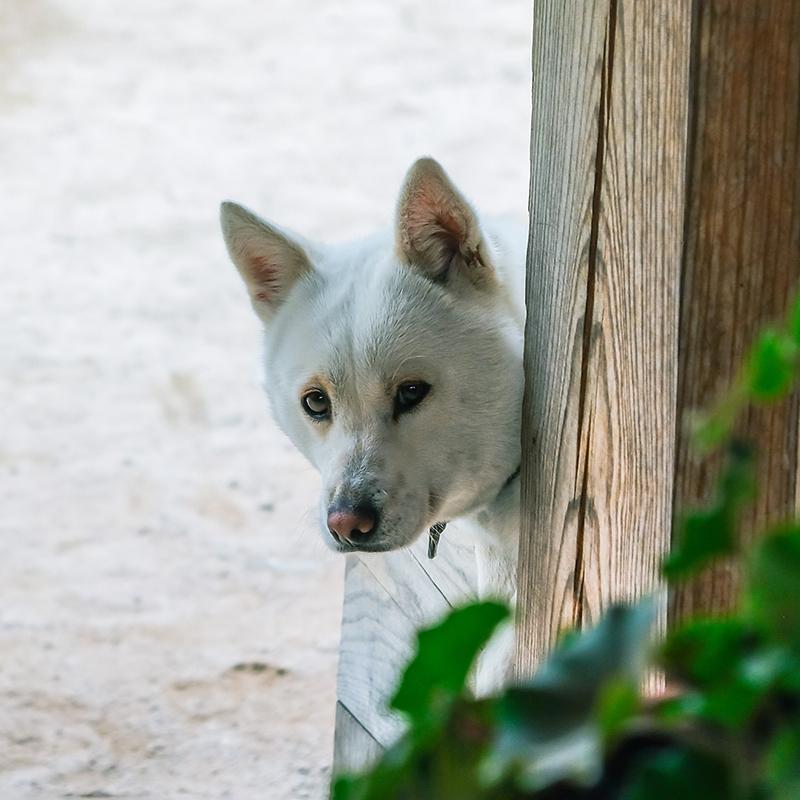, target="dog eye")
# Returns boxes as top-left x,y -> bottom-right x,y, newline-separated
302,389 -> 331,420
394,381 -> 431,416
